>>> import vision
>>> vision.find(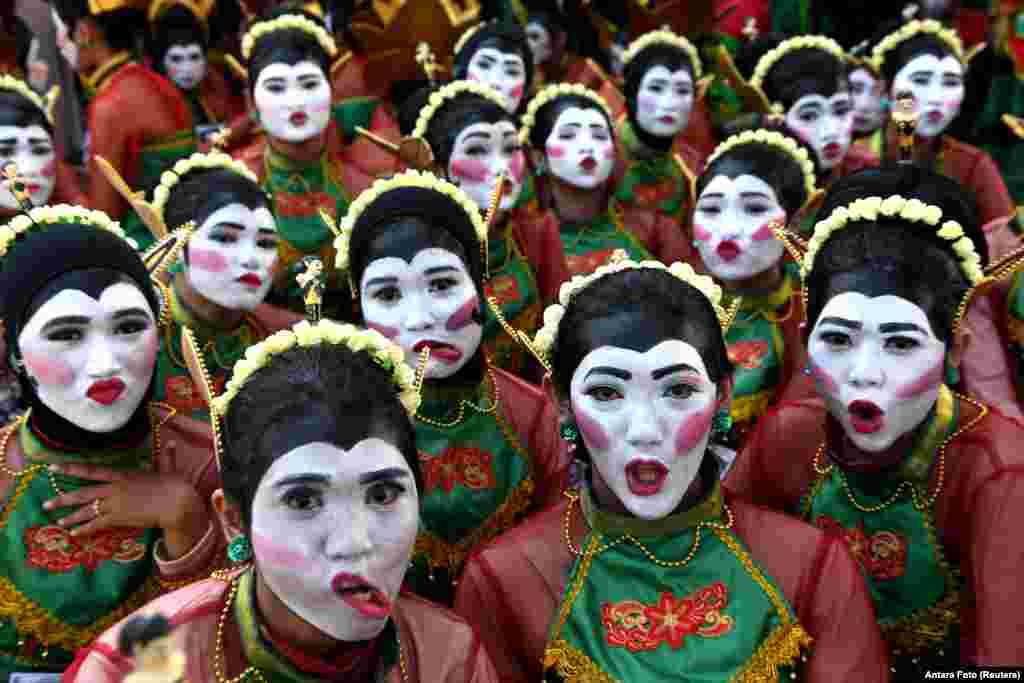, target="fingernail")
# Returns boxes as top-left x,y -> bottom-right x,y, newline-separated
57,518 -> 66,526
48,464 -> 59,472
43,501 -> 53,510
